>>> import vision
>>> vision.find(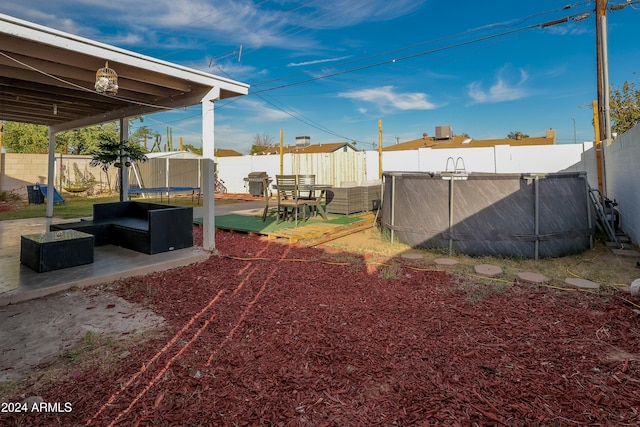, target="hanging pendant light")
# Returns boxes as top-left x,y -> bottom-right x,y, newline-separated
95,61 -> 119,94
